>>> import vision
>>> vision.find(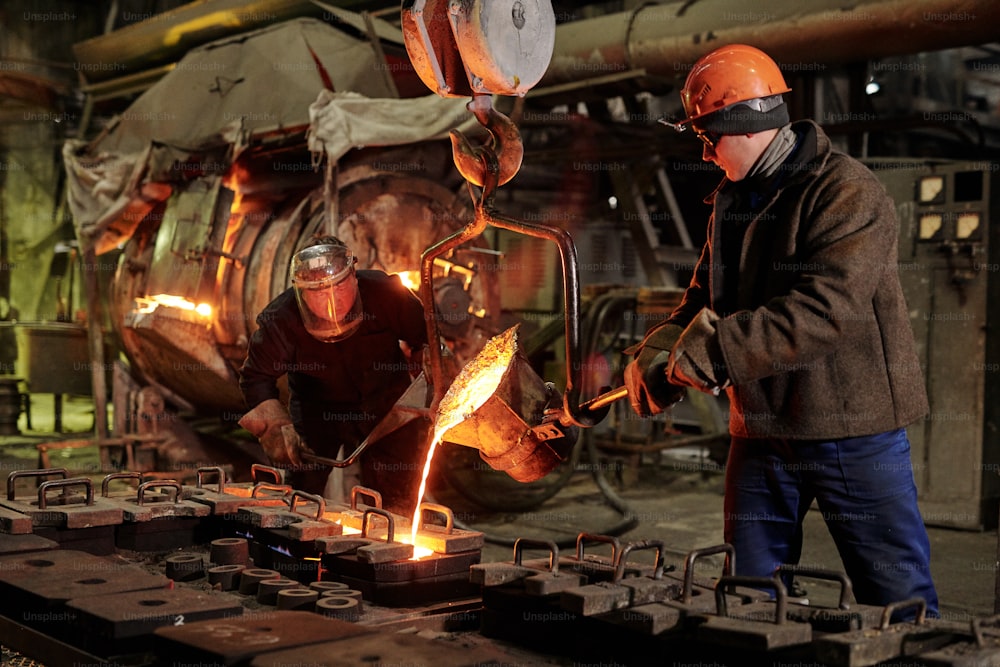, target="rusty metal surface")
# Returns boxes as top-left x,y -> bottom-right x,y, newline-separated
314,595 -> 361,622
696,613 -> 814,652
315,535 -> 376,555
356,541 -> 415,564
0,506 -> 33,535
153,610 -> 374,665
256,579 -> 304,605
183,485 -> 291,516
109,480 -> 213,522
164,553 -> 206,582
116,516 -> 215,552
236,499 -> 343,542
250,545 -> 324,584
332,498 -> 412,537
0,549 -> 172,651
248,631 -> 513,667
65,587 -> 243,652
915,616 -> 1000,666
0,613 -> 106,667
813,599 -> 969,667
0,534 -> 58,555
0,549 -> 170,607
339,570 -> 480,608
208,564 -> 246,591
324,550 -> 480,584
469,561 -> 537,587
815,622 -> 972,667
32,524 -> 117,556
561,578 -> 683,617
596,600 -> 685,636
2,474 -> 124,530
412,503 -> 485,554
693,576 -> 814,651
